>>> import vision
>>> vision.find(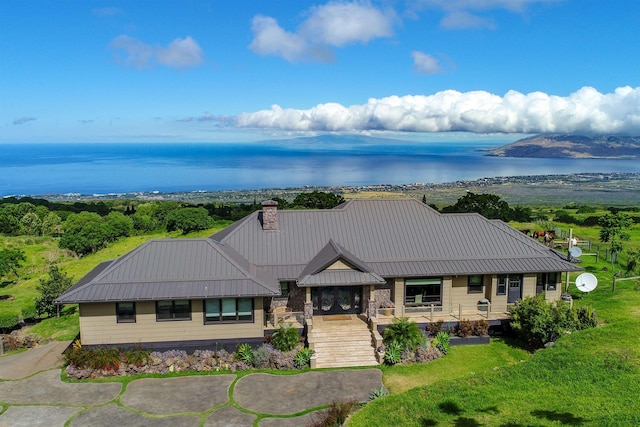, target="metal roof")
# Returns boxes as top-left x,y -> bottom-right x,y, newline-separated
56,239 -> 280,303
212,199 -> 582,279
60,199 -> 581,304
